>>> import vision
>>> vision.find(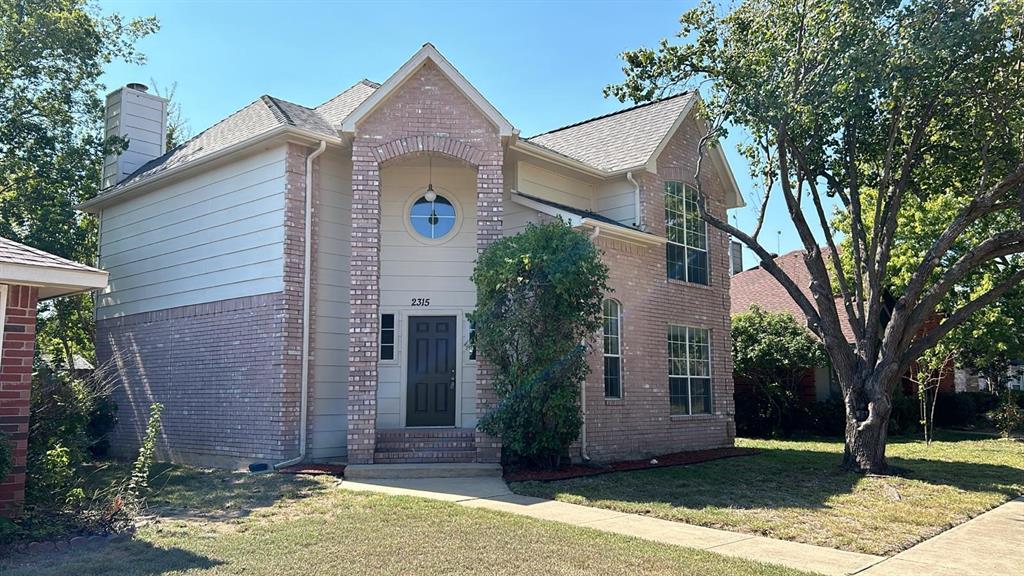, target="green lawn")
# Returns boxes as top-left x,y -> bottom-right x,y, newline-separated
512,433 -> 1024,556
2,464 -> 816,576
